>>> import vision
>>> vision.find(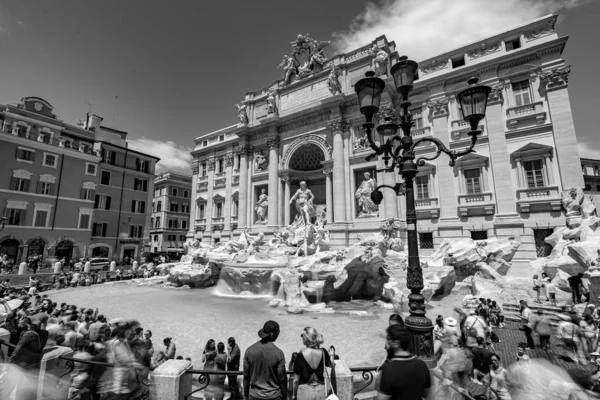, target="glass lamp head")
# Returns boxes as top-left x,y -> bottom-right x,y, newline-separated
355,71 -> 385,123
390,56 -> 418,101
457,77 -> 491,132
